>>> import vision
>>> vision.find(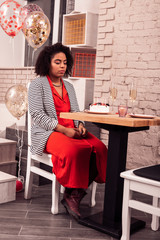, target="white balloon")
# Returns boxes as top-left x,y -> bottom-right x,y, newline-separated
5,84 -> 28,120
